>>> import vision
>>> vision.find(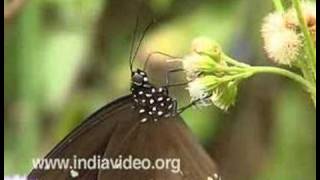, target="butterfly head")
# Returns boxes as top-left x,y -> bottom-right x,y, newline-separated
131,69 -> 151,88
